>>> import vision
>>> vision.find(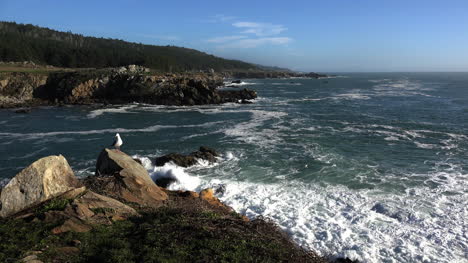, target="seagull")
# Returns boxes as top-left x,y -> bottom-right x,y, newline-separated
112,133 -> 123,150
